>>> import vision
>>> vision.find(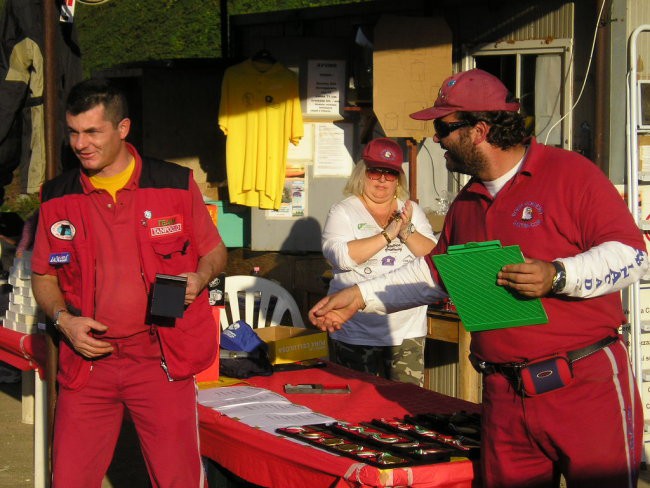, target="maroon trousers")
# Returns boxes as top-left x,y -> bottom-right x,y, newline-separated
481,339 -> 642,488
52,331 -> 205,488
